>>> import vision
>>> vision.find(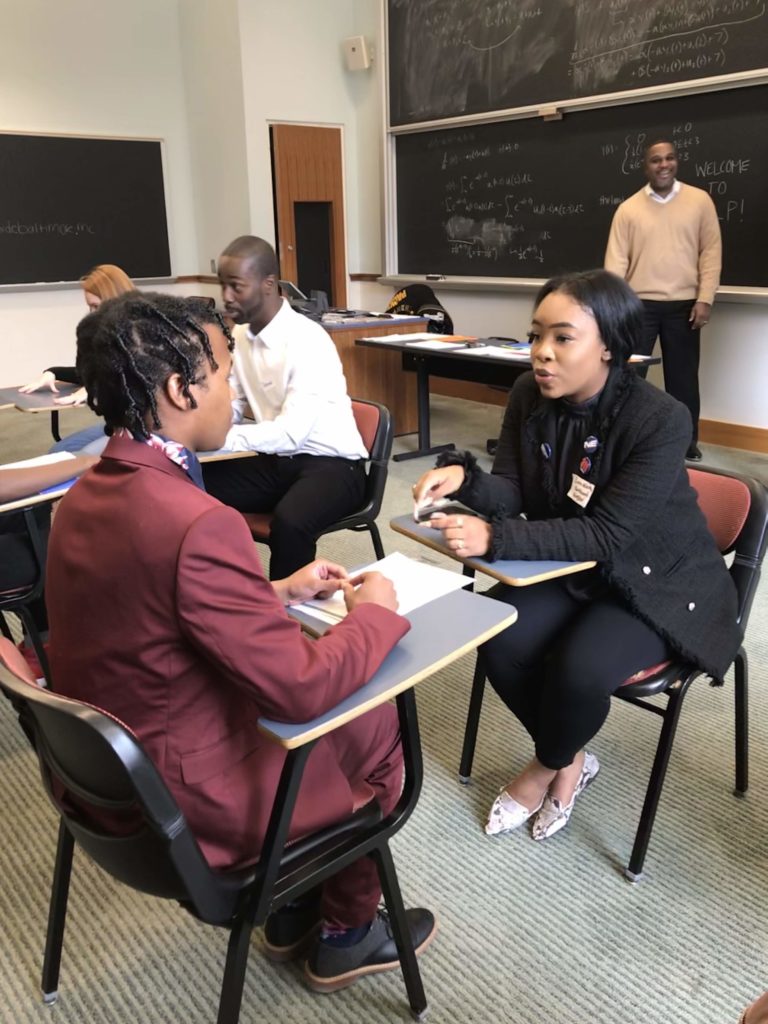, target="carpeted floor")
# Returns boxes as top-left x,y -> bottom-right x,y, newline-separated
0,397 -> 766,1023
